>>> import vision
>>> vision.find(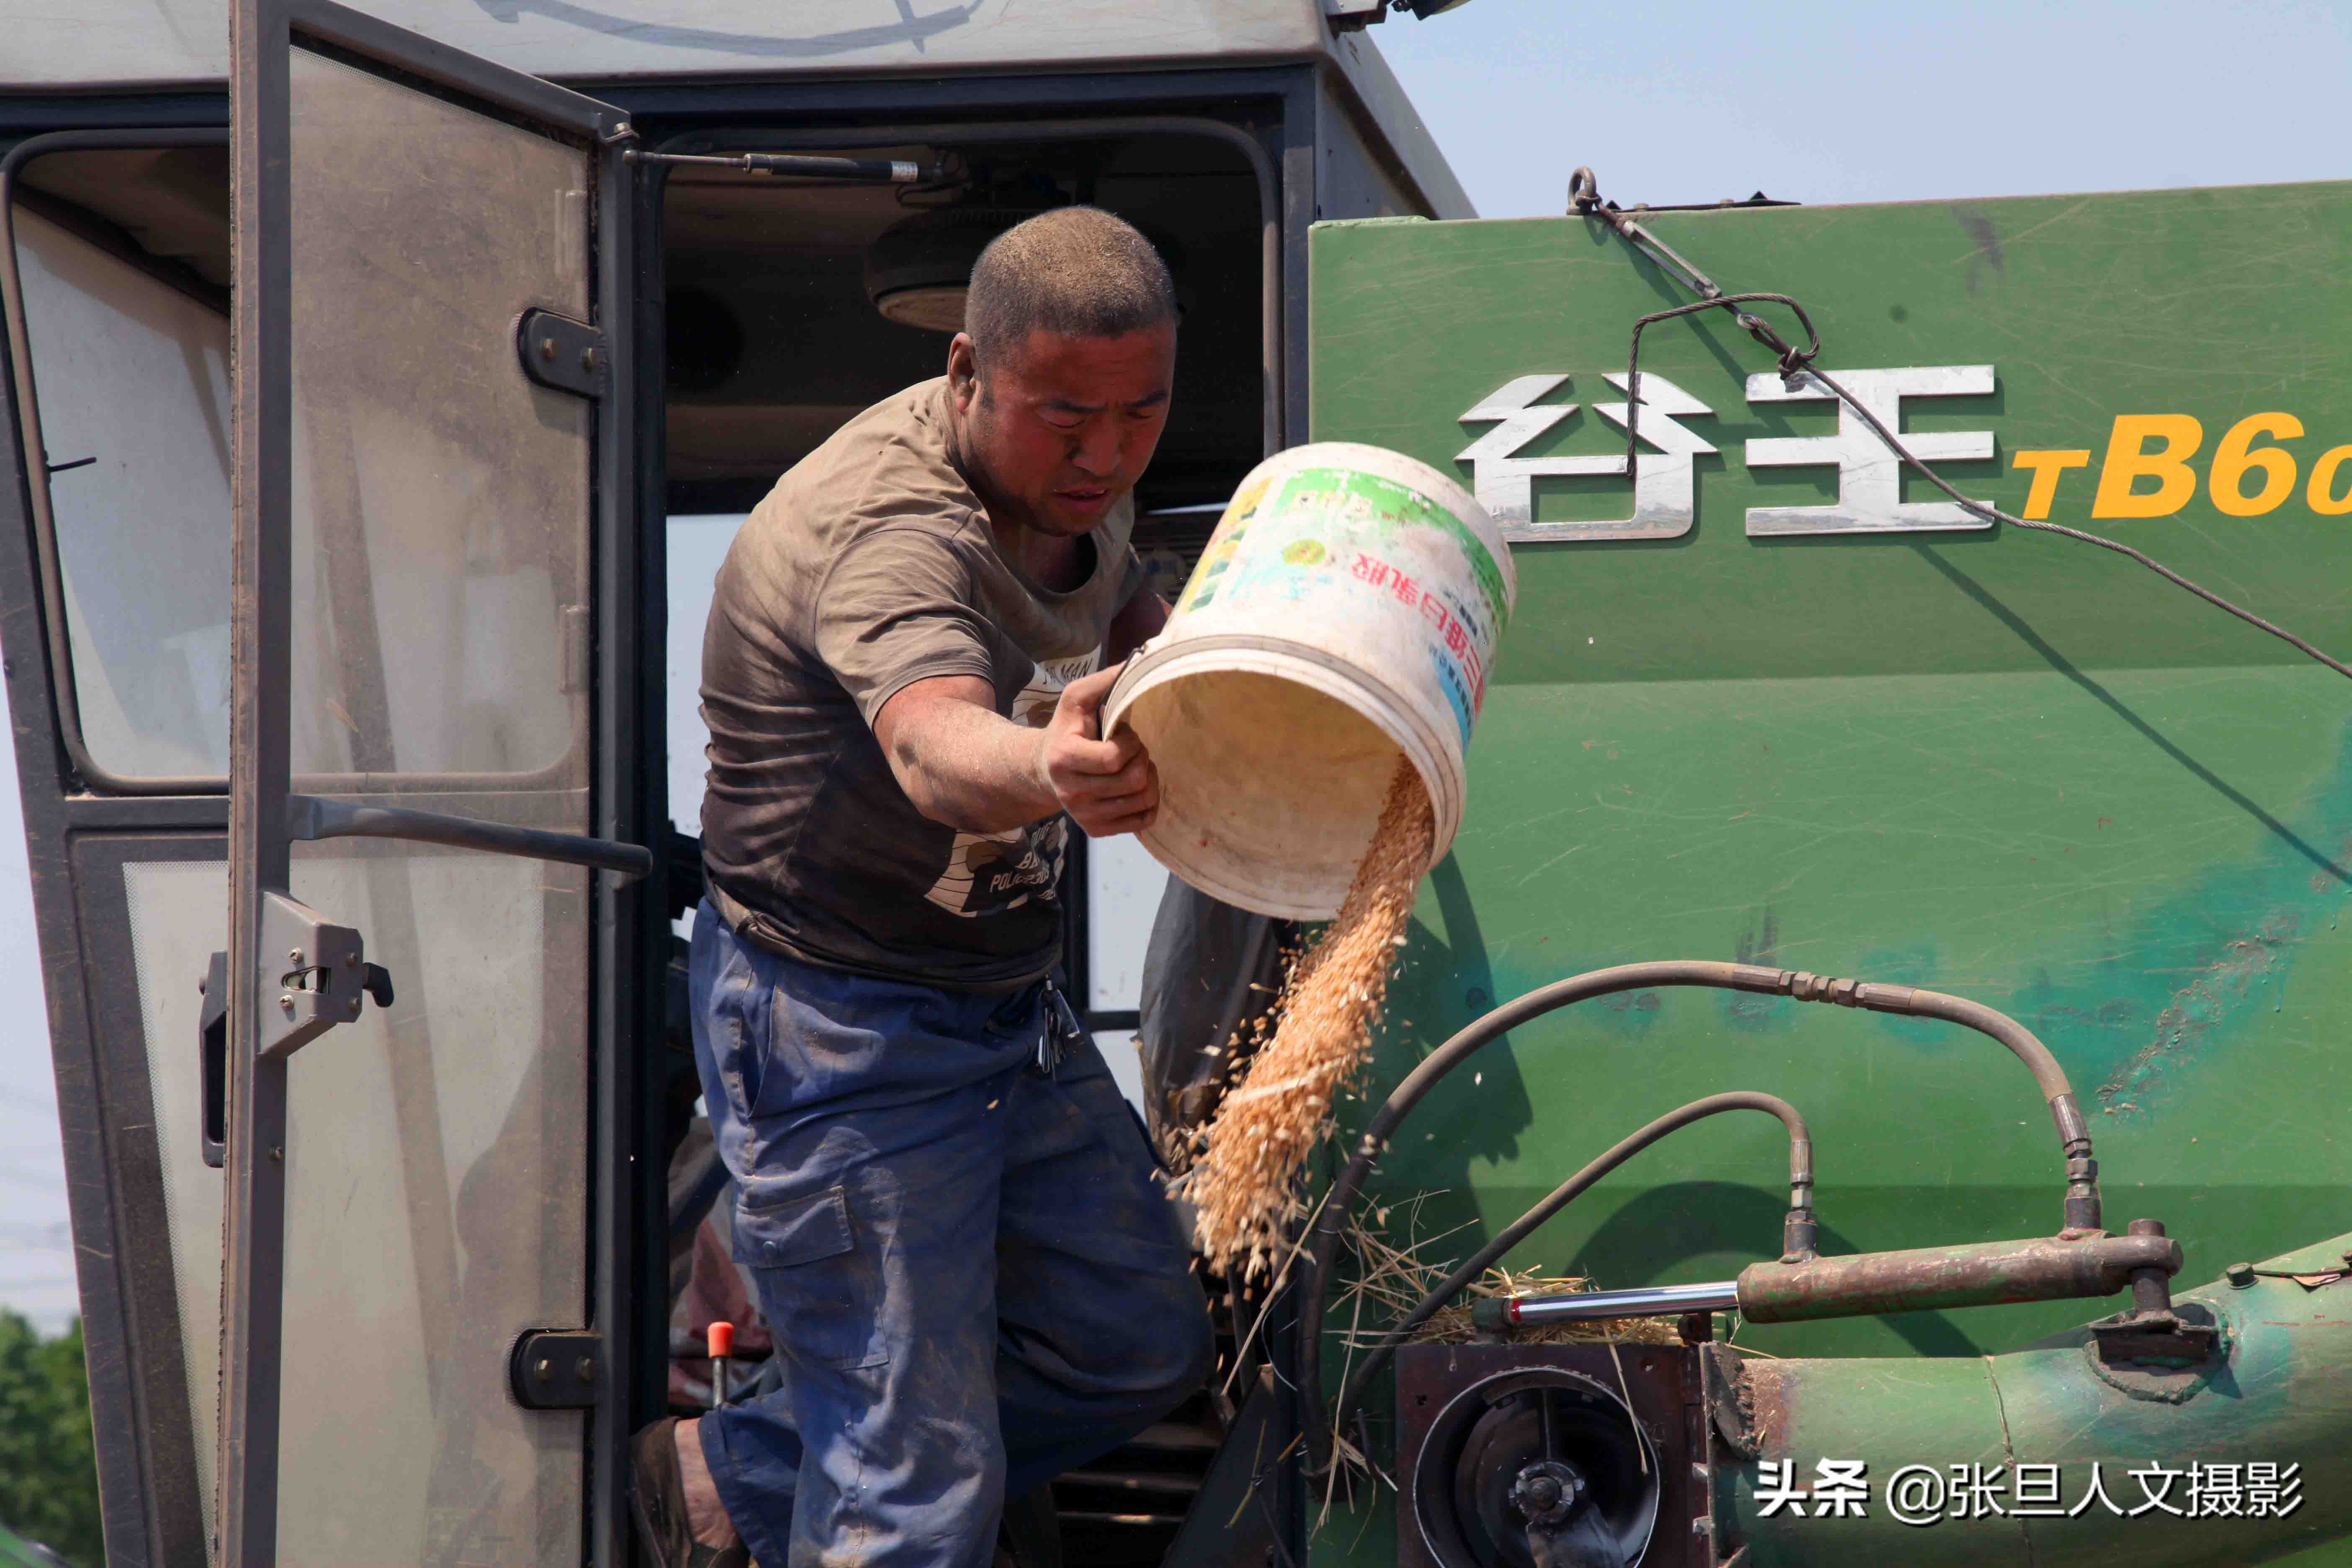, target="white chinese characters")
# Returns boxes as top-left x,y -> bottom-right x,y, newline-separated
1455,372 -> 1717,540
1455,366 -> 1996,542
1746,366 -> 1996,534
